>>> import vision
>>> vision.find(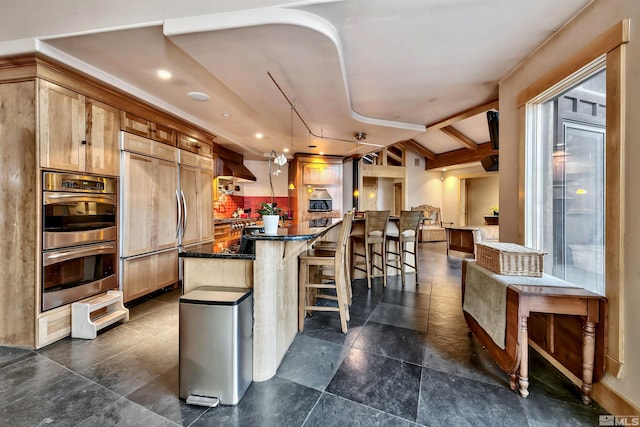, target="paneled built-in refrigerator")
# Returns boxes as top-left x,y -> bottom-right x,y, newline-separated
119,132 -> 213,302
